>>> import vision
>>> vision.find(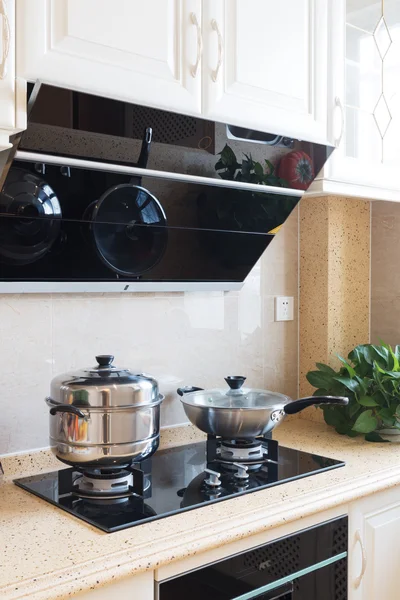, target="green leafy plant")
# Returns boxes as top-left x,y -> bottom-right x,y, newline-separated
306,343 -> 400,442
215,144 -> 288,187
